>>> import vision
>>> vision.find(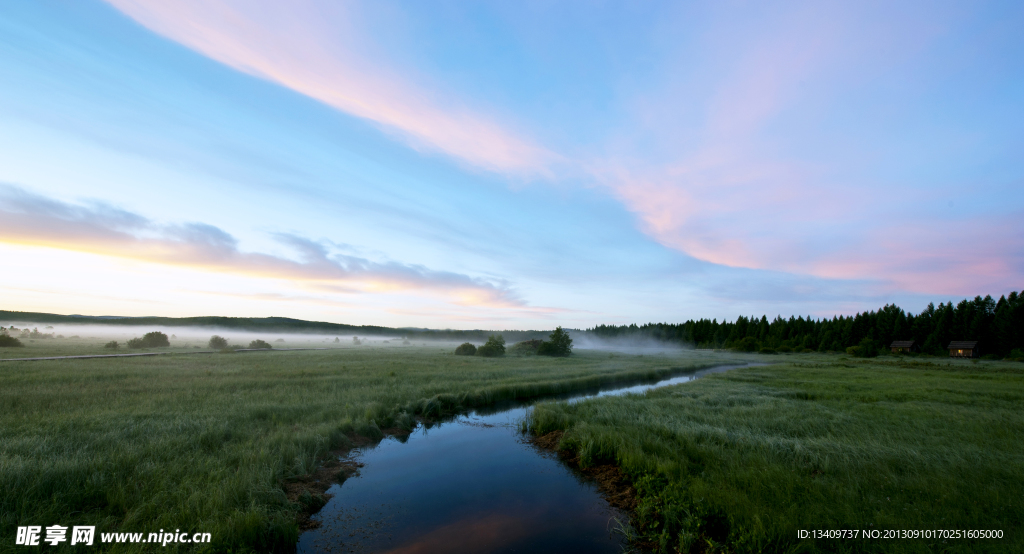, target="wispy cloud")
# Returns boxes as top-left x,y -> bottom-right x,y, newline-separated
0,183 -> 524,307
105,0 -> 558,177
96,1 -> 1024,299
